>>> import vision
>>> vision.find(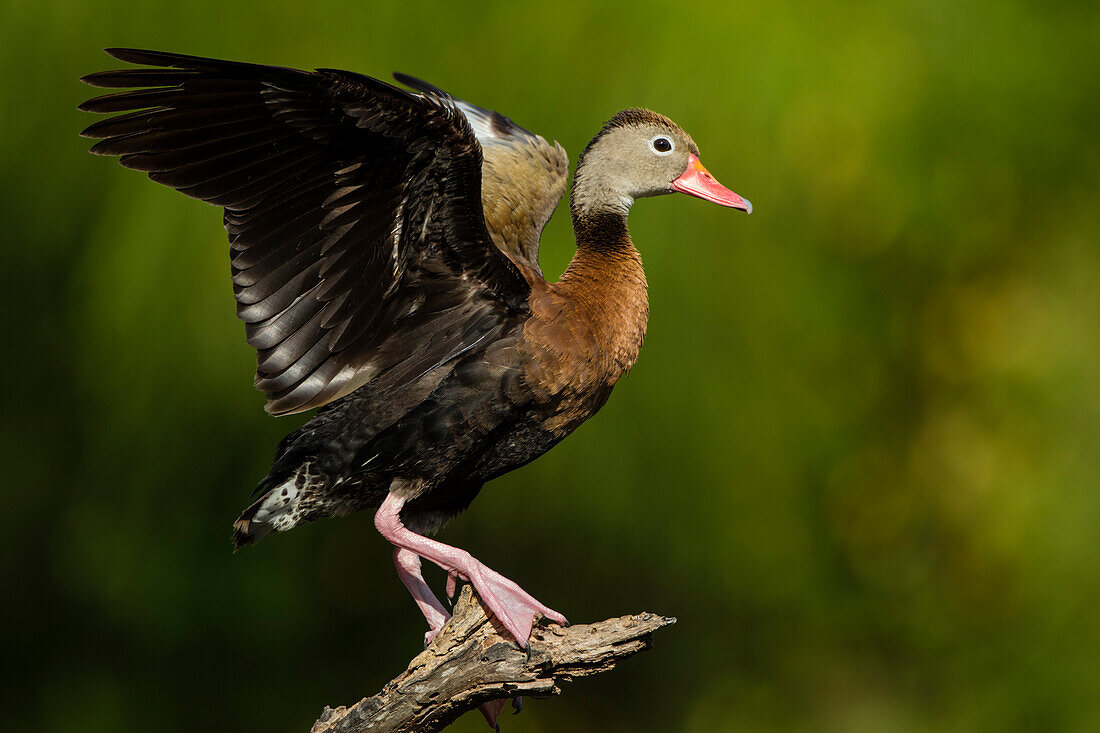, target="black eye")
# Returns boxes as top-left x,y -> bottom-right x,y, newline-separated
652,137 -> 672,153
